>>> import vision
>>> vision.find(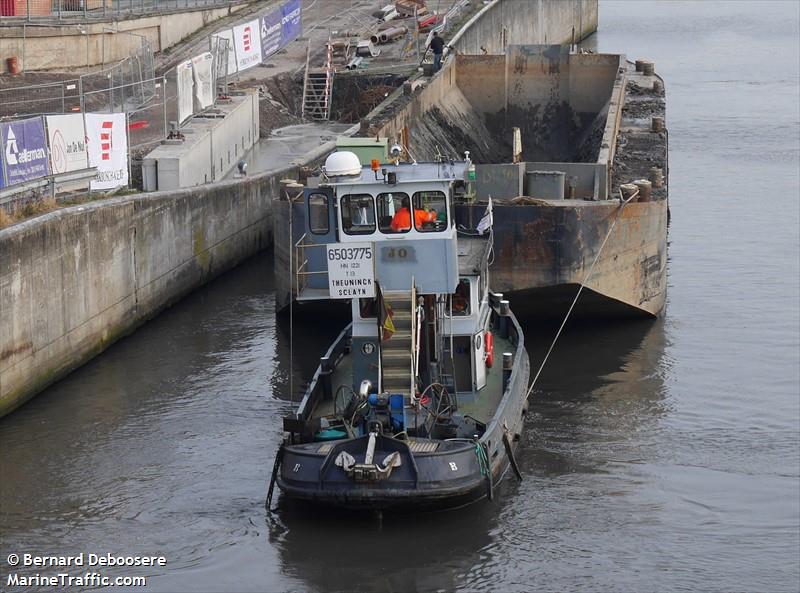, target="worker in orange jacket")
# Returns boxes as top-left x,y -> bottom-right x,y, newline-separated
391,198 -> 436,231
